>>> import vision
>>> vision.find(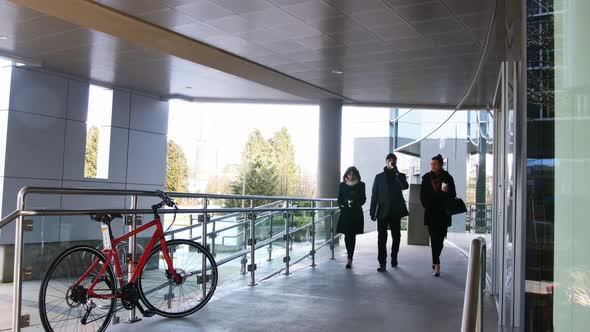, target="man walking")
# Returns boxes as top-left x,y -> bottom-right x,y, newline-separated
370,153 -> 409,272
